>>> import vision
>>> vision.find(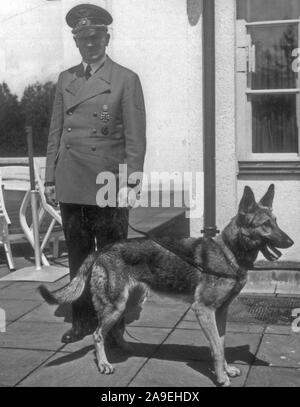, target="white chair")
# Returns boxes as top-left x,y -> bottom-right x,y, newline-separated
0,163 -> 64,267
0,174 -> 15,271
